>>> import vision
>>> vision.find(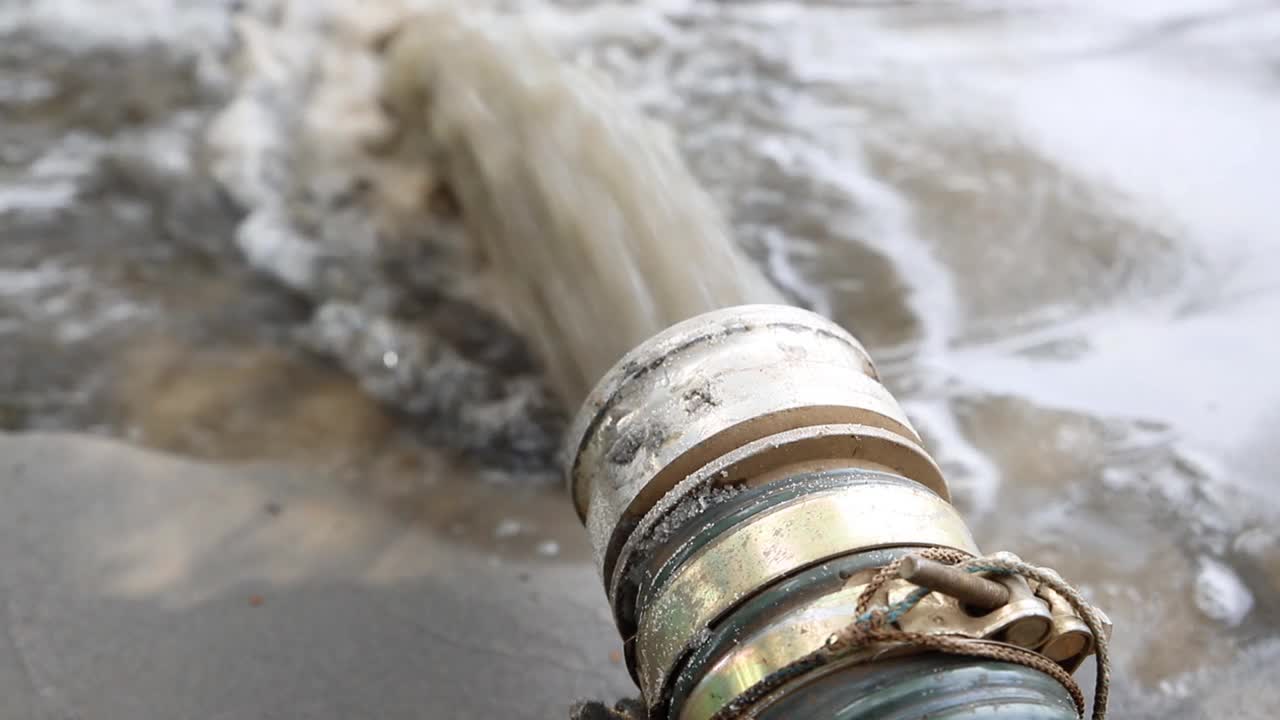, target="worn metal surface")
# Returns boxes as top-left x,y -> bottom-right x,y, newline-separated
898,555 -> 1010,611
608,424 -> 946,631
667,548 -> 913,720
676,559 -> 1057,719
1040,586 -> 1096,670
635,477 -> 977,703
566,305 -> 936,577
